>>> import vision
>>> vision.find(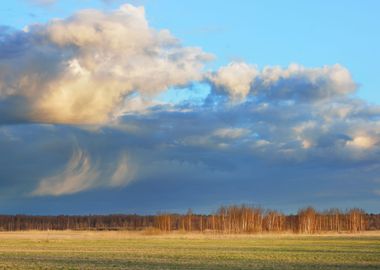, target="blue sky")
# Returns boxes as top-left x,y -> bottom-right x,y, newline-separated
0,0 -> 380,214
